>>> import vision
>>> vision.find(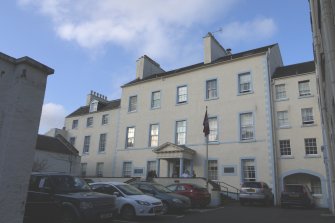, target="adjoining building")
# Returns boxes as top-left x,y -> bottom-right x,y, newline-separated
309,0 -> 335,213
63,33 -> 328,207
34,134 -> 81,175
